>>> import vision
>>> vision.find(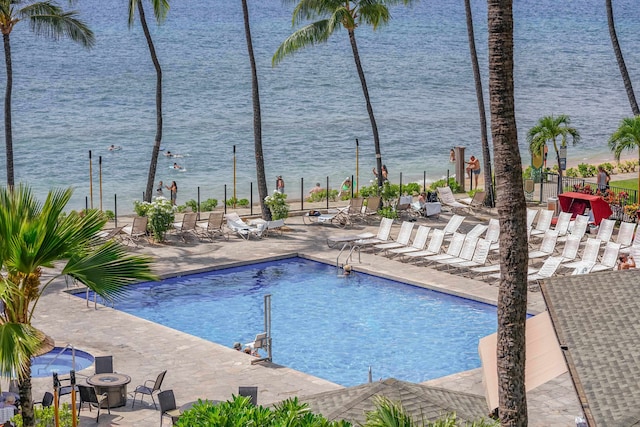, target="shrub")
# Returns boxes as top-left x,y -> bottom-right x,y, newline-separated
133,200 -> 151,217
226,197 -> 238,207
264,191 -> 289,220
12,403 -> 74,427
599,162 -> 615,175
577,163 -> 596,177
185,199 -> 198,212
378,205 -> 398,219
565,167 -> 579,178
401,182 -> 421,196
145,197 -> 176,241
237,198 -> 249,207
104,209 -> 115,220
202,198 -> 218,211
